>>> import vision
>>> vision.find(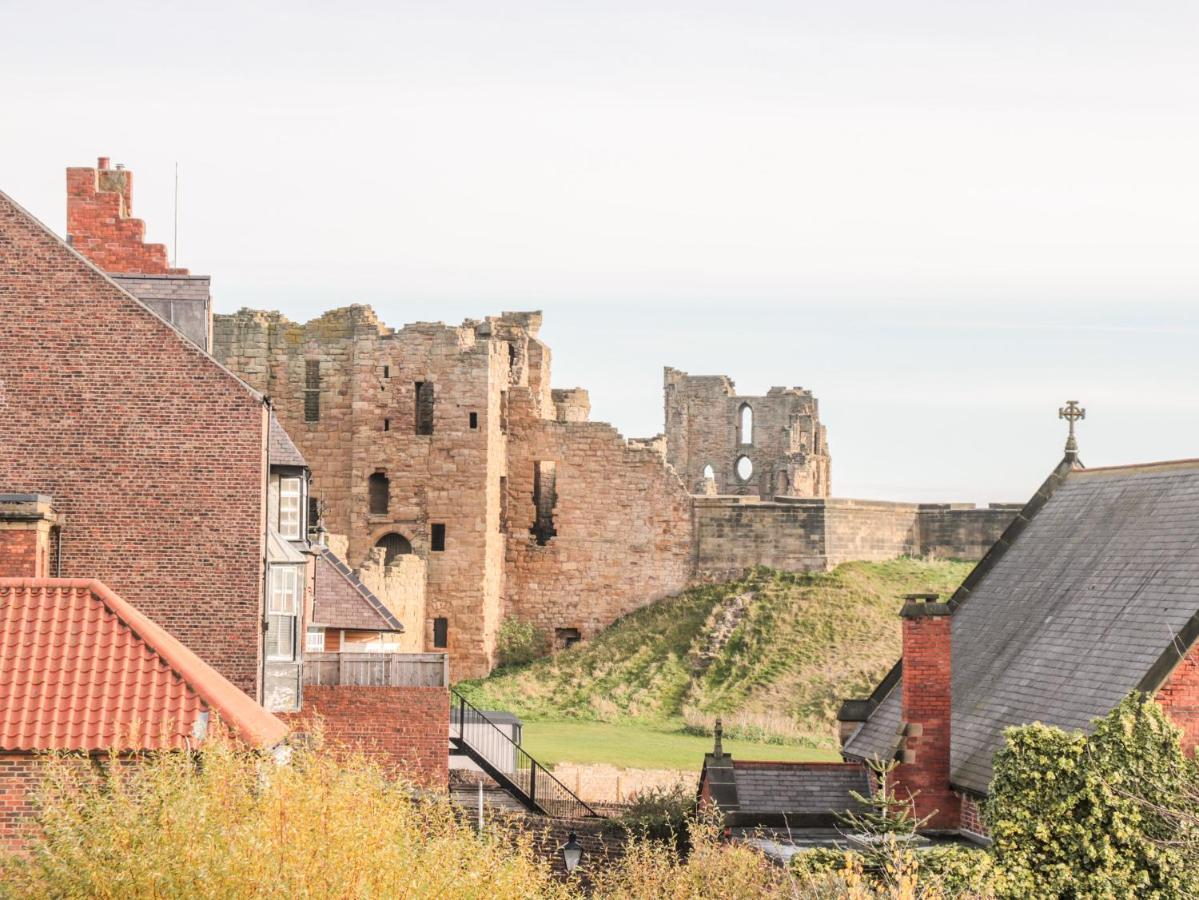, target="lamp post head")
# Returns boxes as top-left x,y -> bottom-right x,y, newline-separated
561,832 -> 583,874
